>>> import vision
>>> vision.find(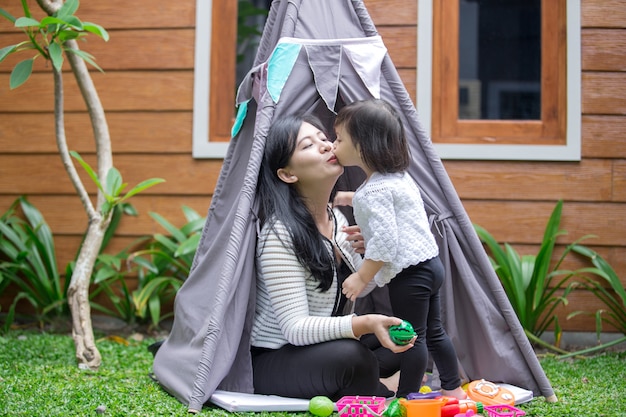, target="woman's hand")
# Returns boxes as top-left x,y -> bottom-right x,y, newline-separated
351,314 -> 415,353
